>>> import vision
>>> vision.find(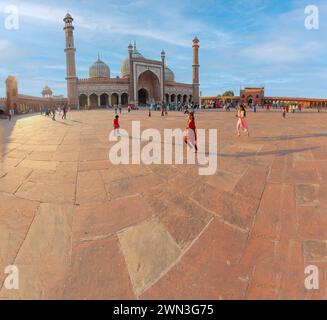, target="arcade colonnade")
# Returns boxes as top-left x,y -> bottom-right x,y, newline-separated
78,92 -> 129,108
78,91 -> 194,108
264,98 -> 327,108
165,93 -> 193,104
